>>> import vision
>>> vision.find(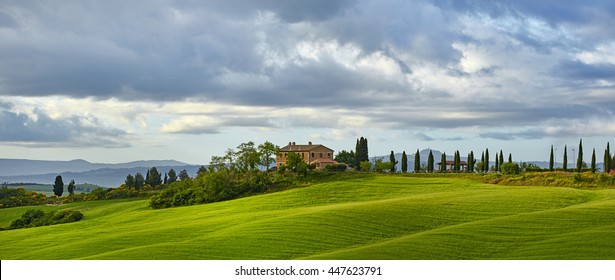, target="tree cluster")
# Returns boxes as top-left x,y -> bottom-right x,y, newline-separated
4,209 -> 83,230
354,137 -> 369,170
